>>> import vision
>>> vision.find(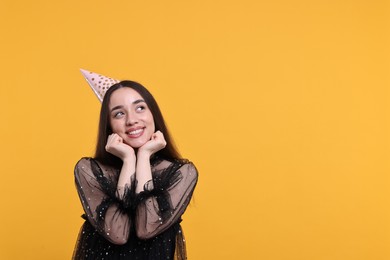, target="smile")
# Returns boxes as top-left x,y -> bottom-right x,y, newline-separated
126,128 -> 144,138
